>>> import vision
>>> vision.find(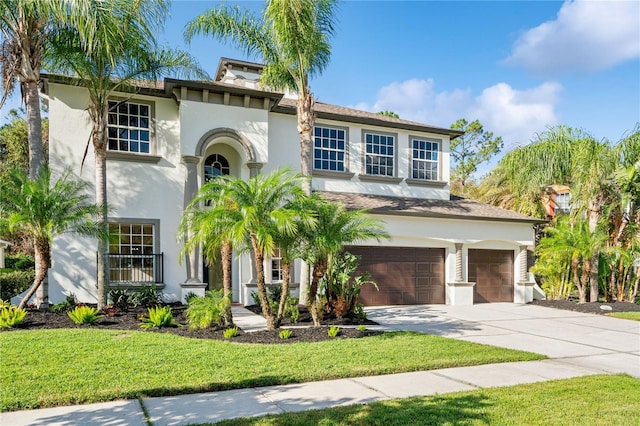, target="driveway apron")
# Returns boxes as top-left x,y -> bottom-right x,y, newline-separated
365,303 -> 640,377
